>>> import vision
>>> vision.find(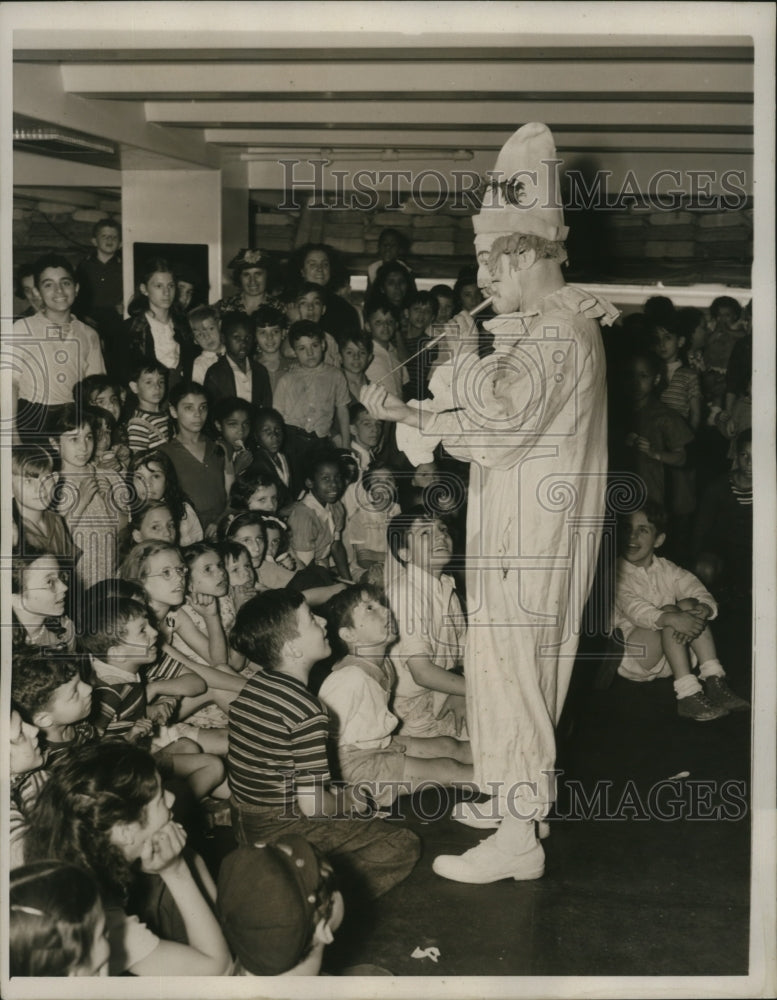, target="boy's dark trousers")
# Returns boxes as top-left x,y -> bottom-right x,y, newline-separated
229,798 -> 420,900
